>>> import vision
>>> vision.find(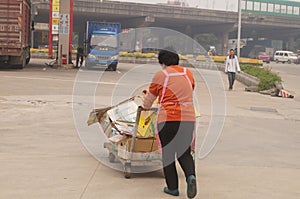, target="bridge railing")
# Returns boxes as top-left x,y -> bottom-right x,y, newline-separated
242,0 -> 300,18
